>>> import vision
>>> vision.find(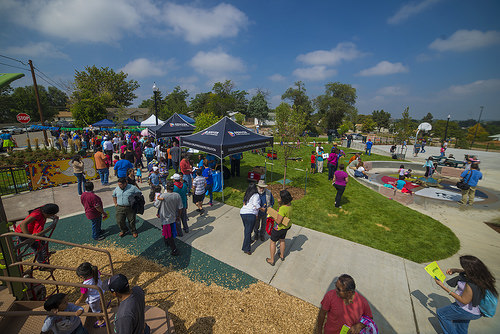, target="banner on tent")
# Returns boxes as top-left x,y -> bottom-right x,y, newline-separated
180,140 -> 218,153
27,157 -> 98,191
